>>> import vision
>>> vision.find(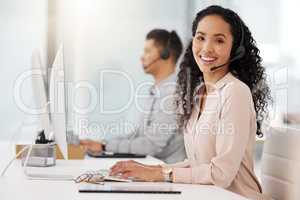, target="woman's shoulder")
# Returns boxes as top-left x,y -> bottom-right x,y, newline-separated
221,73 -> 252,100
